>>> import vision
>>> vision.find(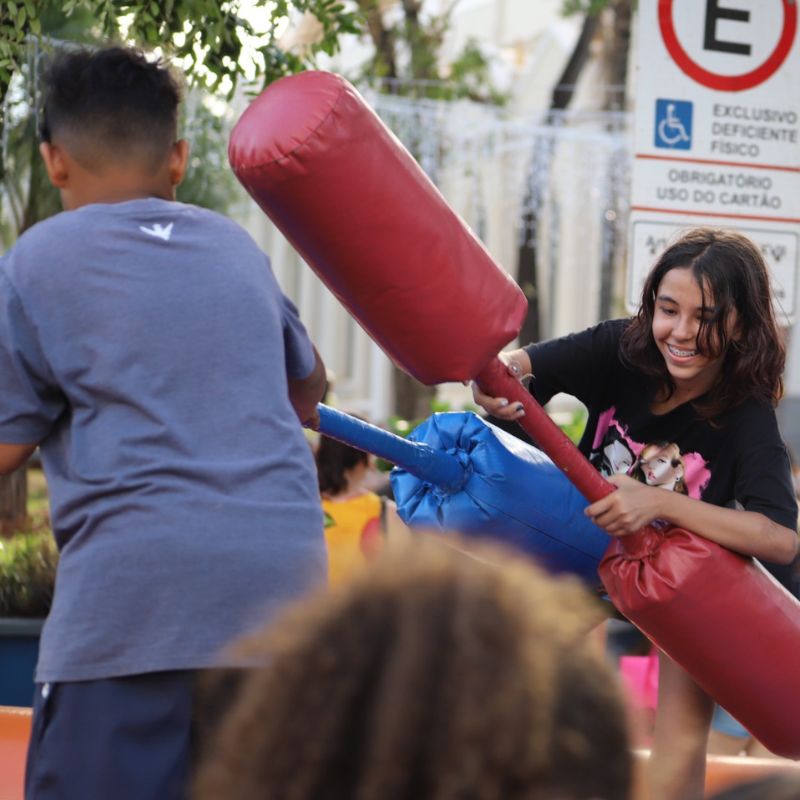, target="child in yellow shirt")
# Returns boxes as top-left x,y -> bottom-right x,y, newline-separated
316,435 -> 385,585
